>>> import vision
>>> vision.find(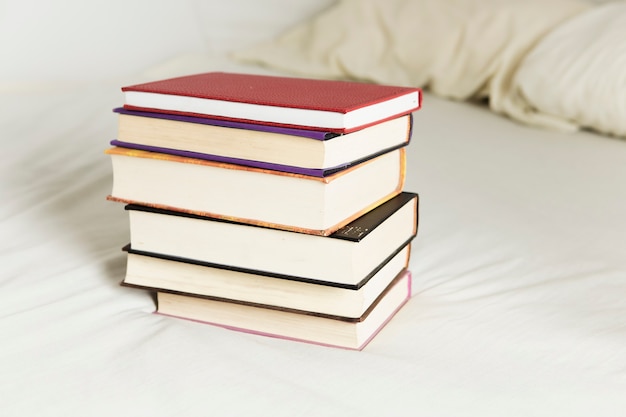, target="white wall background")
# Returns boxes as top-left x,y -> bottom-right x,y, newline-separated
0,0 -> 333,84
